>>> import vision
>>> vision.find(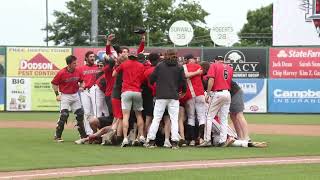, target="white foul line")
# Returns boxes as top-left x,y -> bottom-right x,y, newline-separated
1,158 -> 320,179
